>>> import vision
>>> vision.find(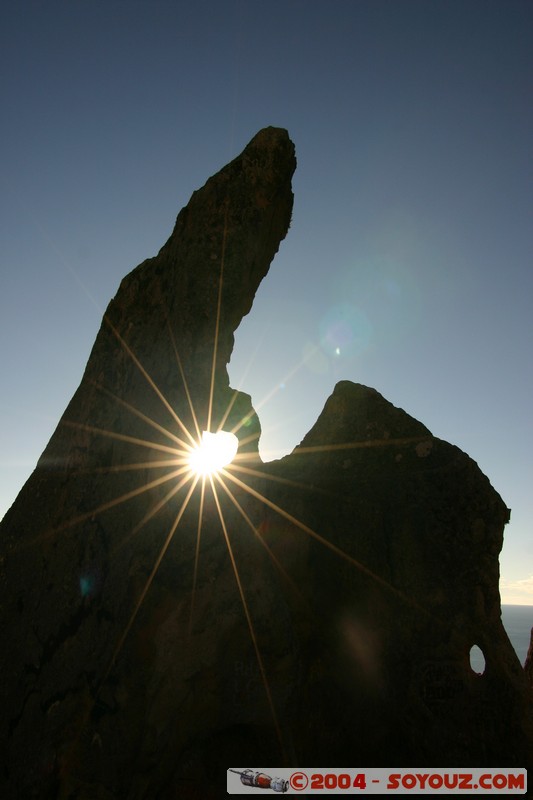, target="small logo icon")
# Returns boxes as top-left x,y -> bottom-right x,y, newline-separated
229,769 -> 289,792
